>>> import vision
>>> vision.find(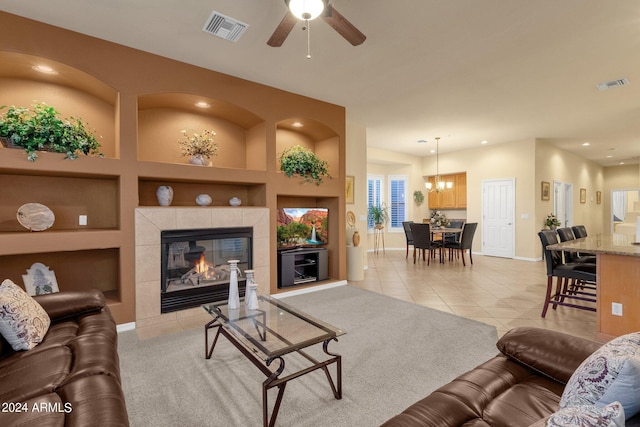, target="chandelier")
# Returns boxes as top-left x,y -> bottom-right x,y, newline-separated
425,137 -> 453,193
